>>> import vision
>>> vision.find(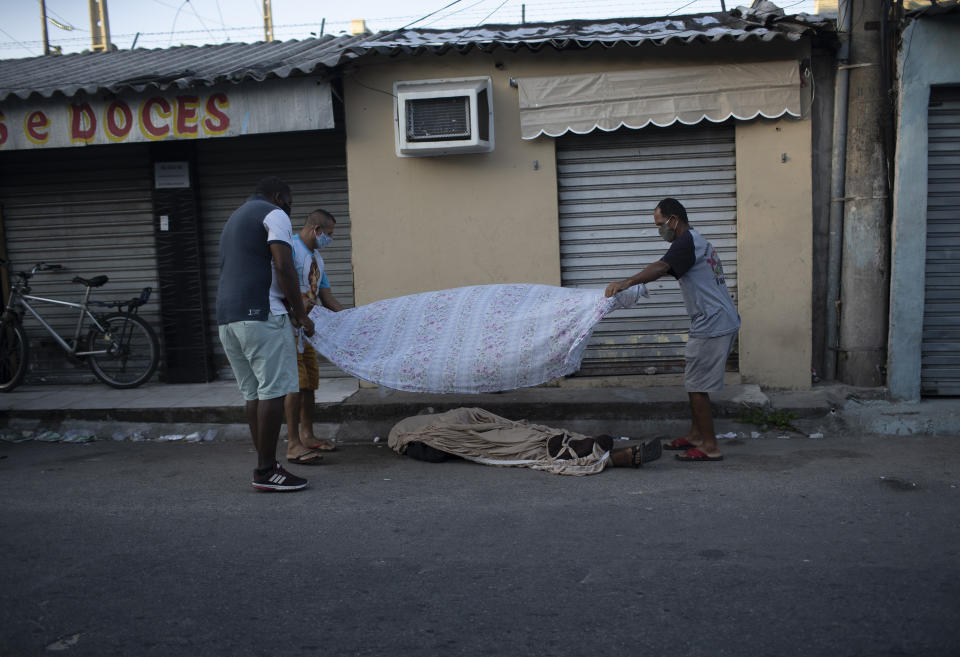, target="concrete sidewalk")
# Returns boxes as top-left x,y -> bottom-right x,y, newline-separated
2,377 -> 958,439
0,378 -> 839,423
